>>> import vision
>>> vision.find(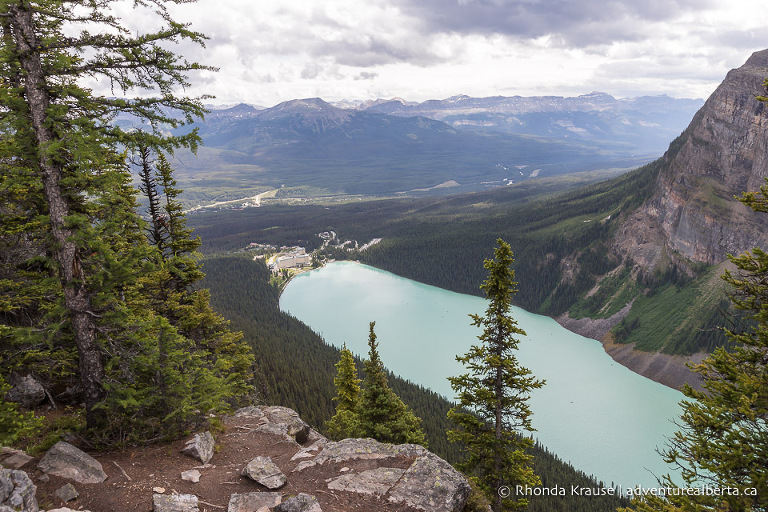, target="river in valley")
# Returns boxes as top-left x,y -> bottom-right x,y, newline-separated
279,261 -> 684,490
